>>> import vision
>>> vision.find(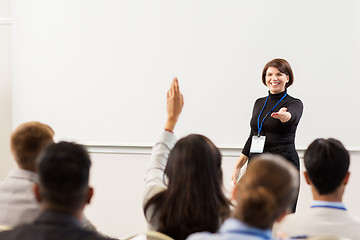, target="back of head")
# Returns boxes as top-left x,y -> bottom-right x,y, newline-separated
165,134 -> 223,194
11,122 -> 54,171
234,154 -> 299,229
36,141 -> 91,213
304,138 -> 349,195
147,134 -> 230,240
